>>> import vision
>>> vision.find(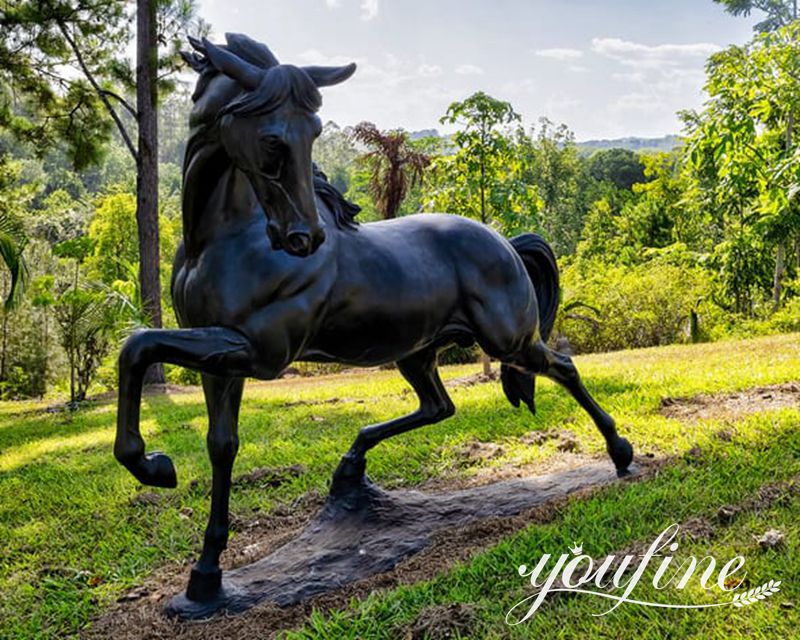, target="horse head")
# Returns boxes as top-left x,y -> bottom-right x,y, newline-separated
182,34 -> 356,257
